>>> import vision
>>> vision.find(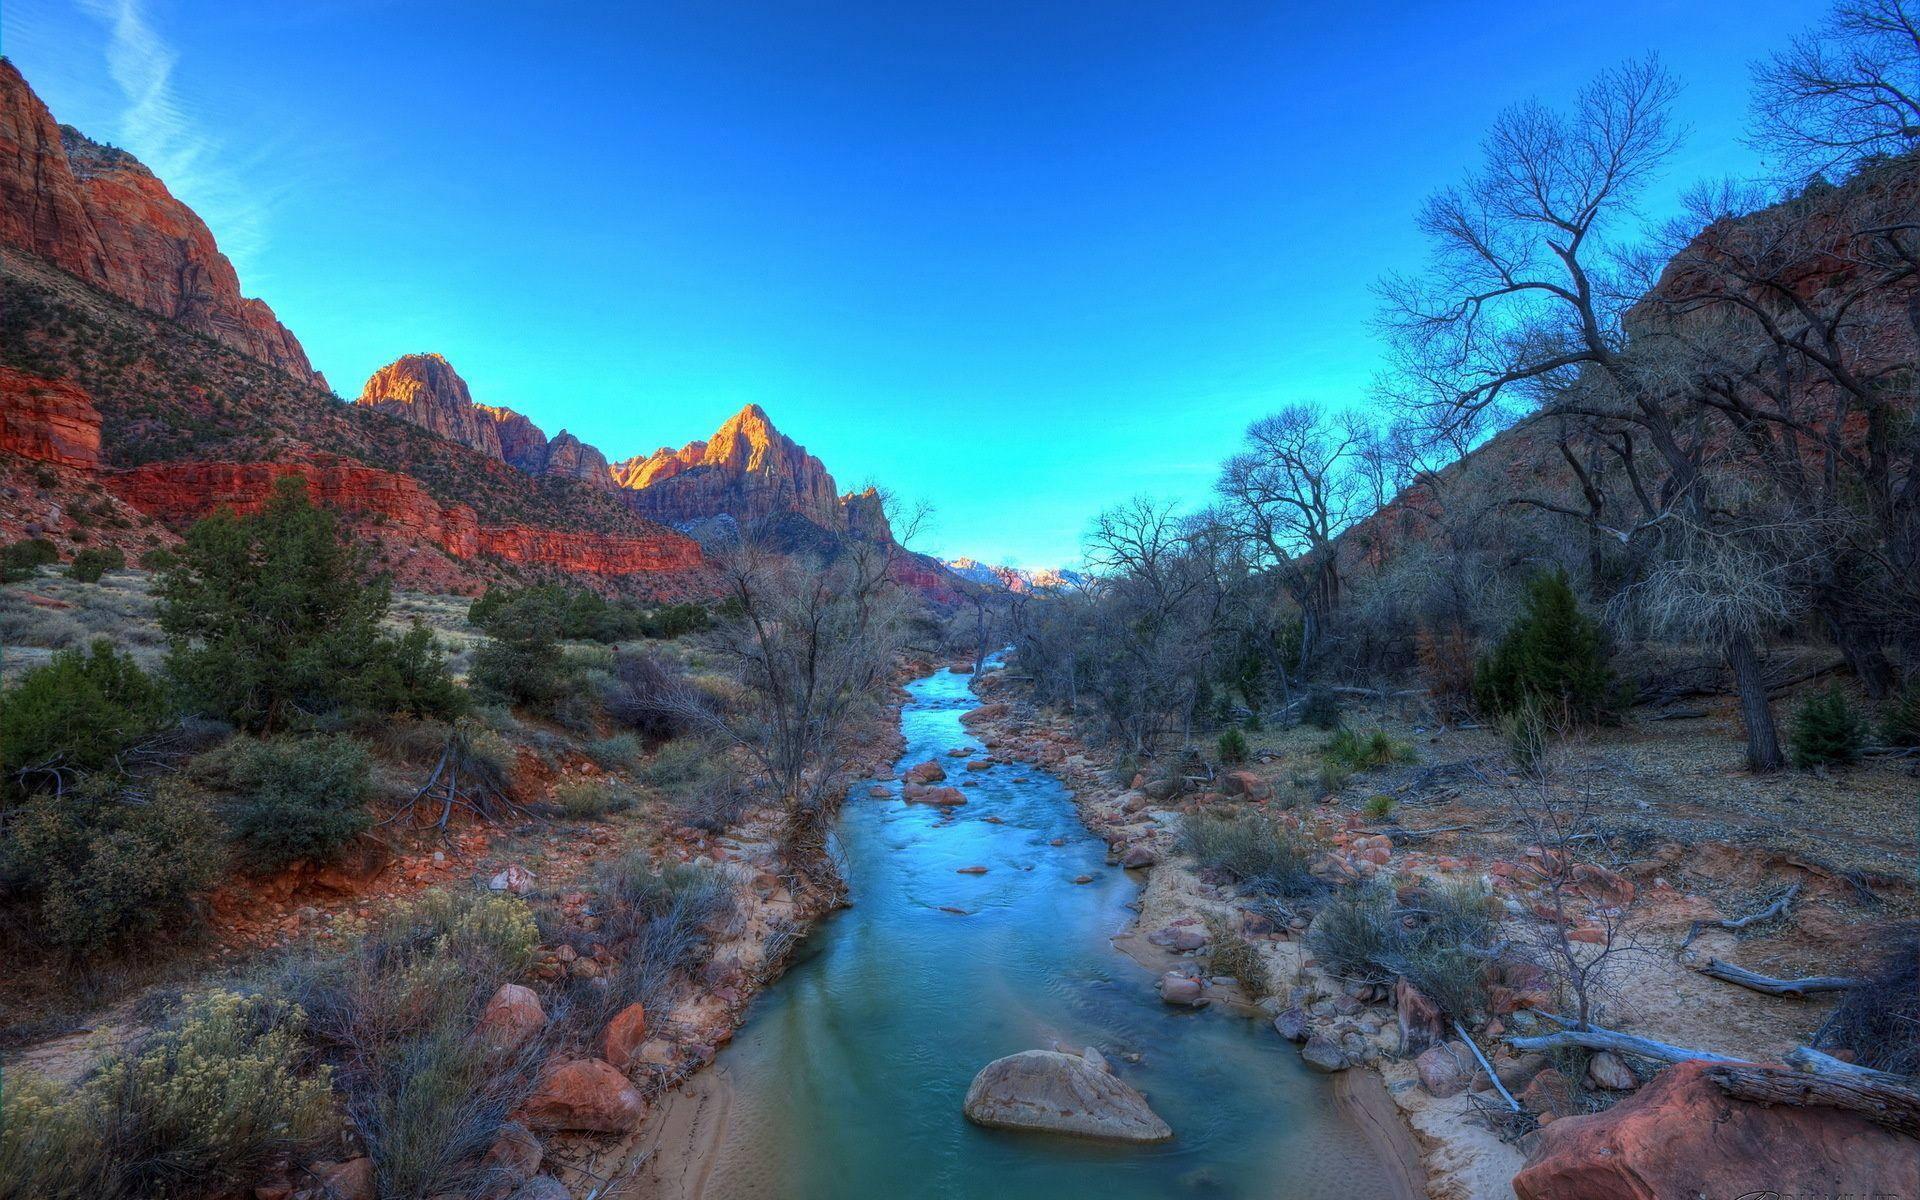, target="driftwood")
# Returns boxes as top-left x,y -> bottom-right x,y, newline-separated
1642,707 -> 1708,722
384,722 -> 532,836
1510,1024 -> 1745,1065
1455,1020 -> 1519,1111
1705,1061 -> 1920,1140
1785,1045 -> 1916,1087
1681,881 -> 1801,948
1359,824 -> 1474,840
1698,958 -> 1858,997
